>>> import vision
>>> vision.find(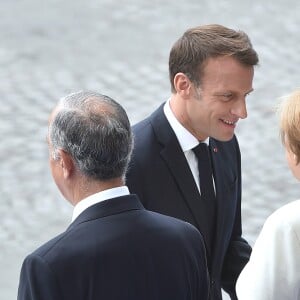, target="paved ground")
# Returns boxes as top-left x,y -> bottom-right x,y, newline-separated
1,0 -> 300,299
